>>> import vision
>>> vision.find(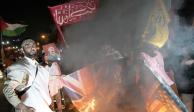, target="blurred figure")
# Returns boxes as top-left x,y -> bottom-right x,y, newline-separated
43,43 -> 63,112
47,46 -> 61,61
0,69 -> 3,80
